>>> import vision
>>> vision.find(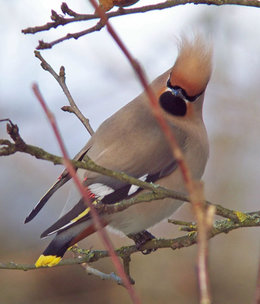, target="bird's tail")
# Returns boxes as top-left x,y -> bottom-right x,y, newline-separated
35,221 -> 97,267
35,234 -> 73,267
